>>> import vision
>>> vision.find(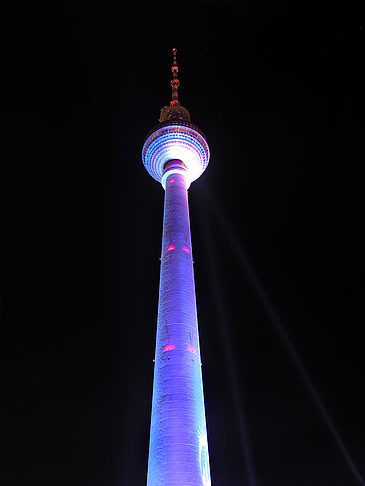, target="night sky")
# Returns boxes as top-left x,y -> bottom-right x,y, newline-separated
3,2 -> 365,486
